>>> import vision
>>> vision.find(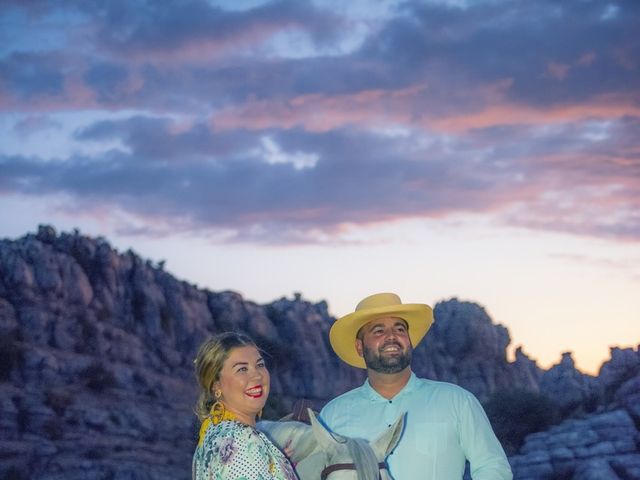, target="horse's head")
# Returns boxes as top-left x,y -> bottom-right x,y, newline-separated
300,409 -> 405,480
